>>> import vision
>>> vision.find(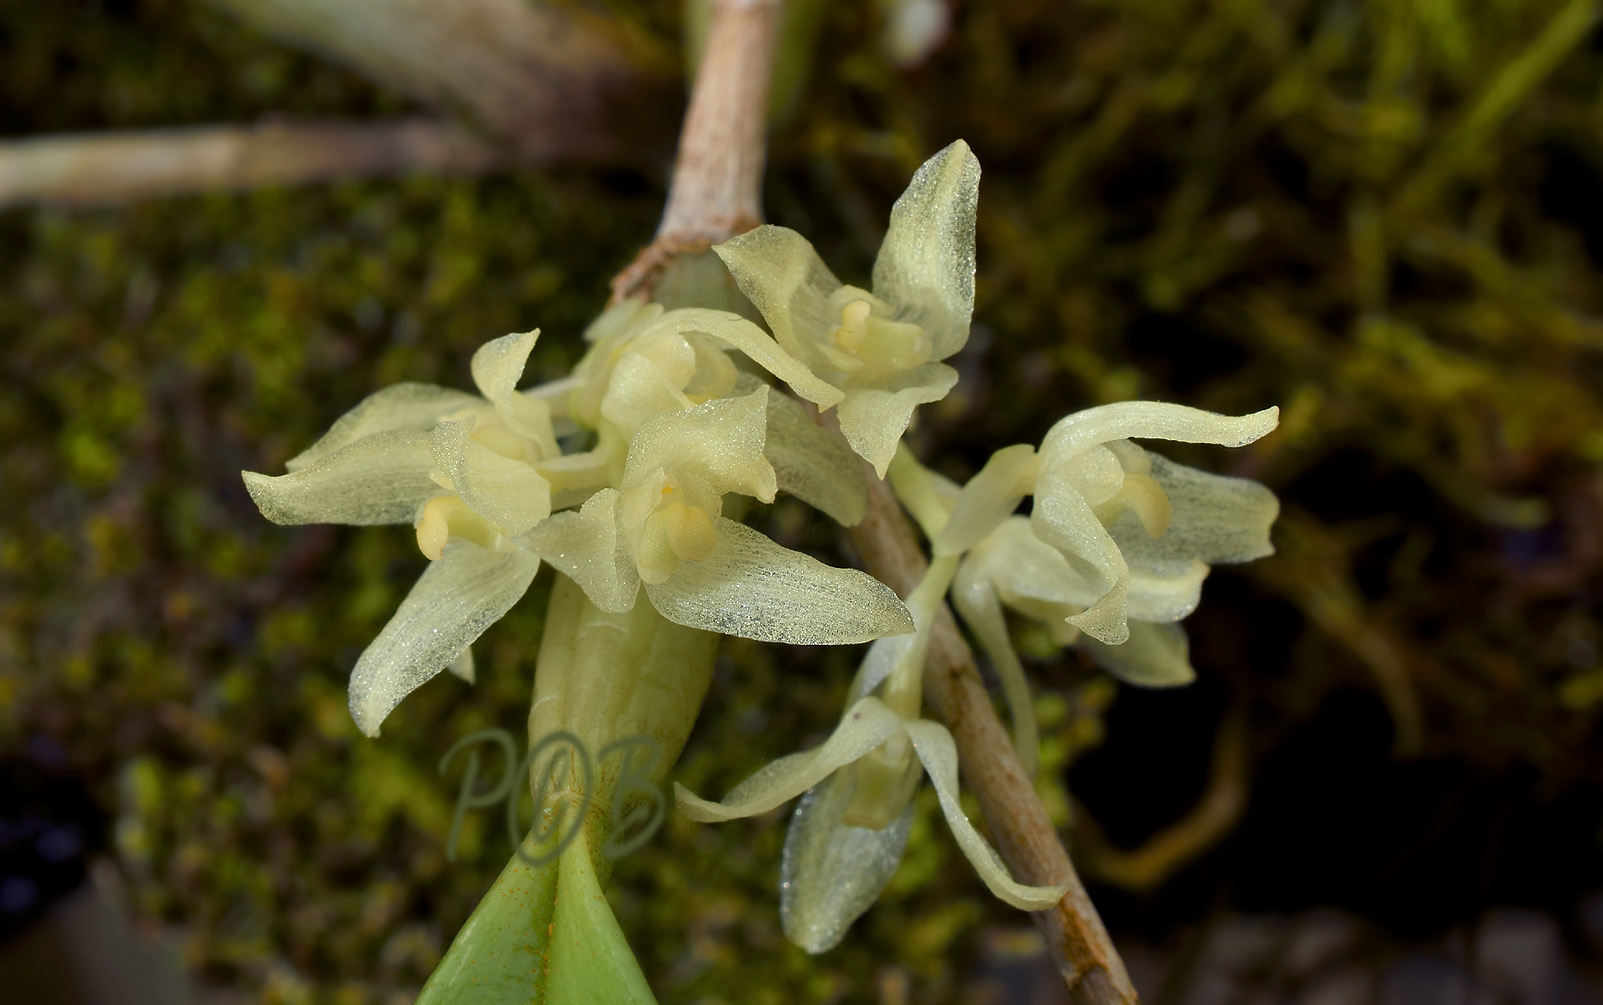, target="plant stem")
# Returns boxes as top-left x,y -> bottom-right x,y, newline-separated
602,0 -> 1135,995
611,0 -> 780,303
846,470 -> 1140,1005
0,120 -> 499,208
204,0 -> 678,164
